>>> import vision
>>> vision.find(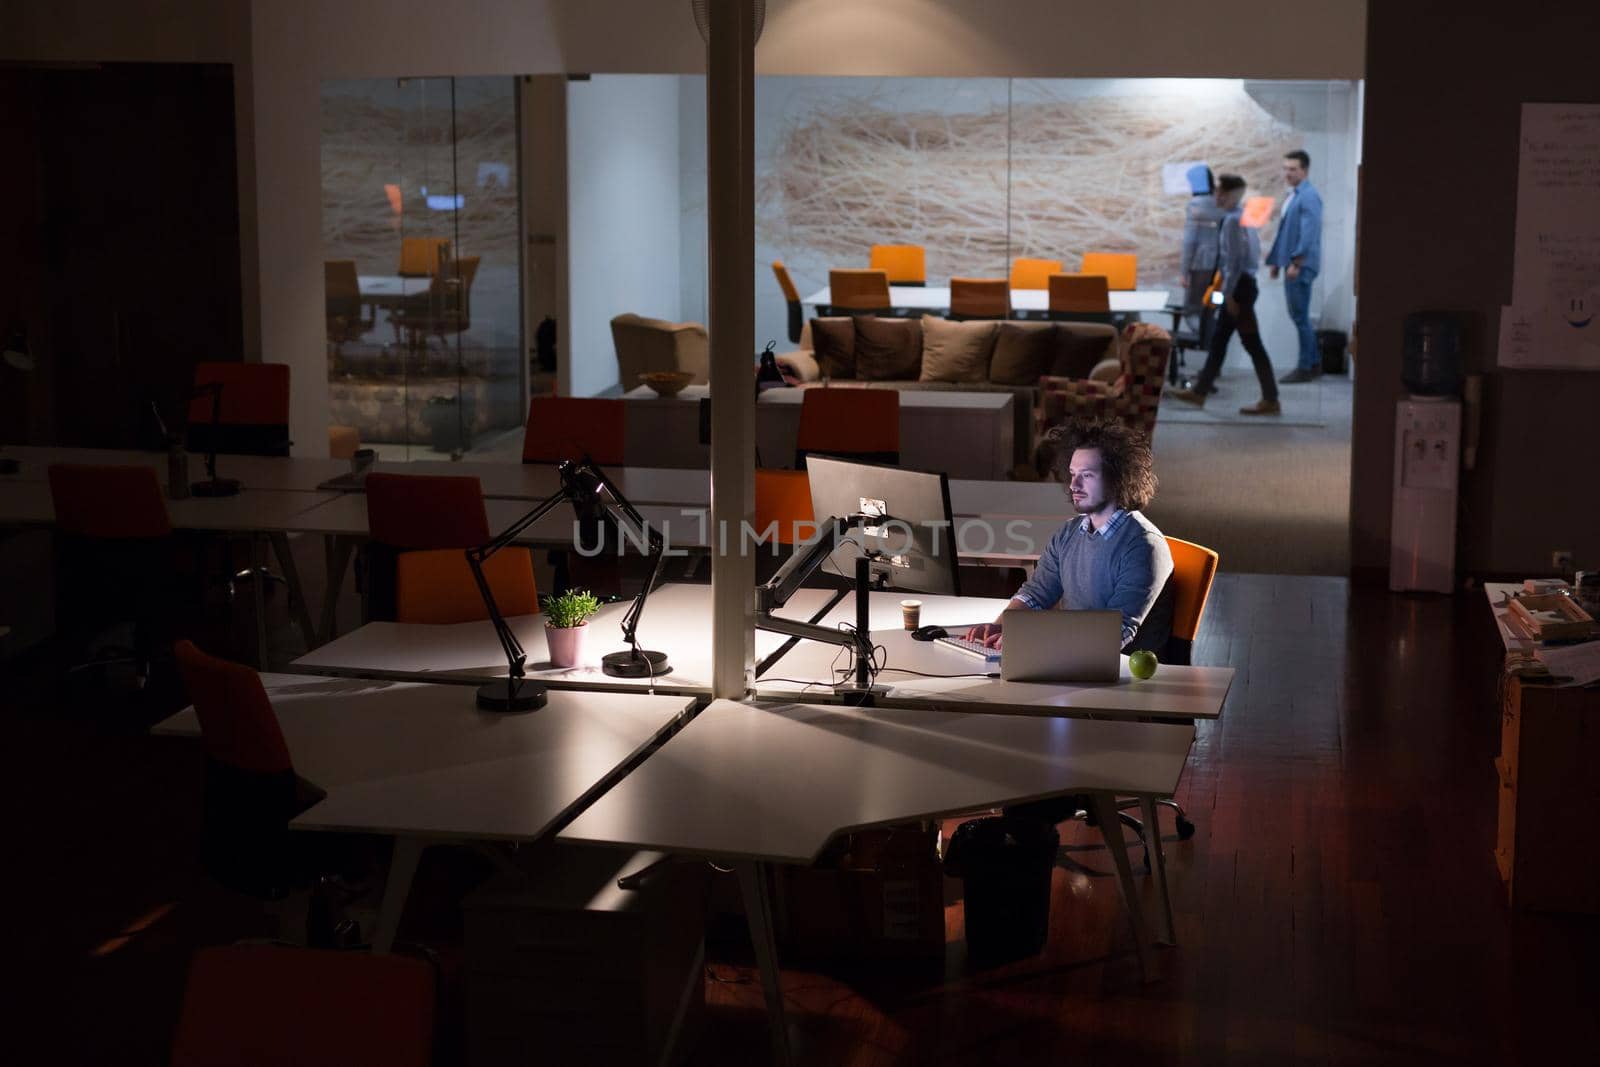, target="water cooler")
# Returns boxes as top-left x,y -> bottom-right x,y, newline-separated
1389,313 -> 1465,593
